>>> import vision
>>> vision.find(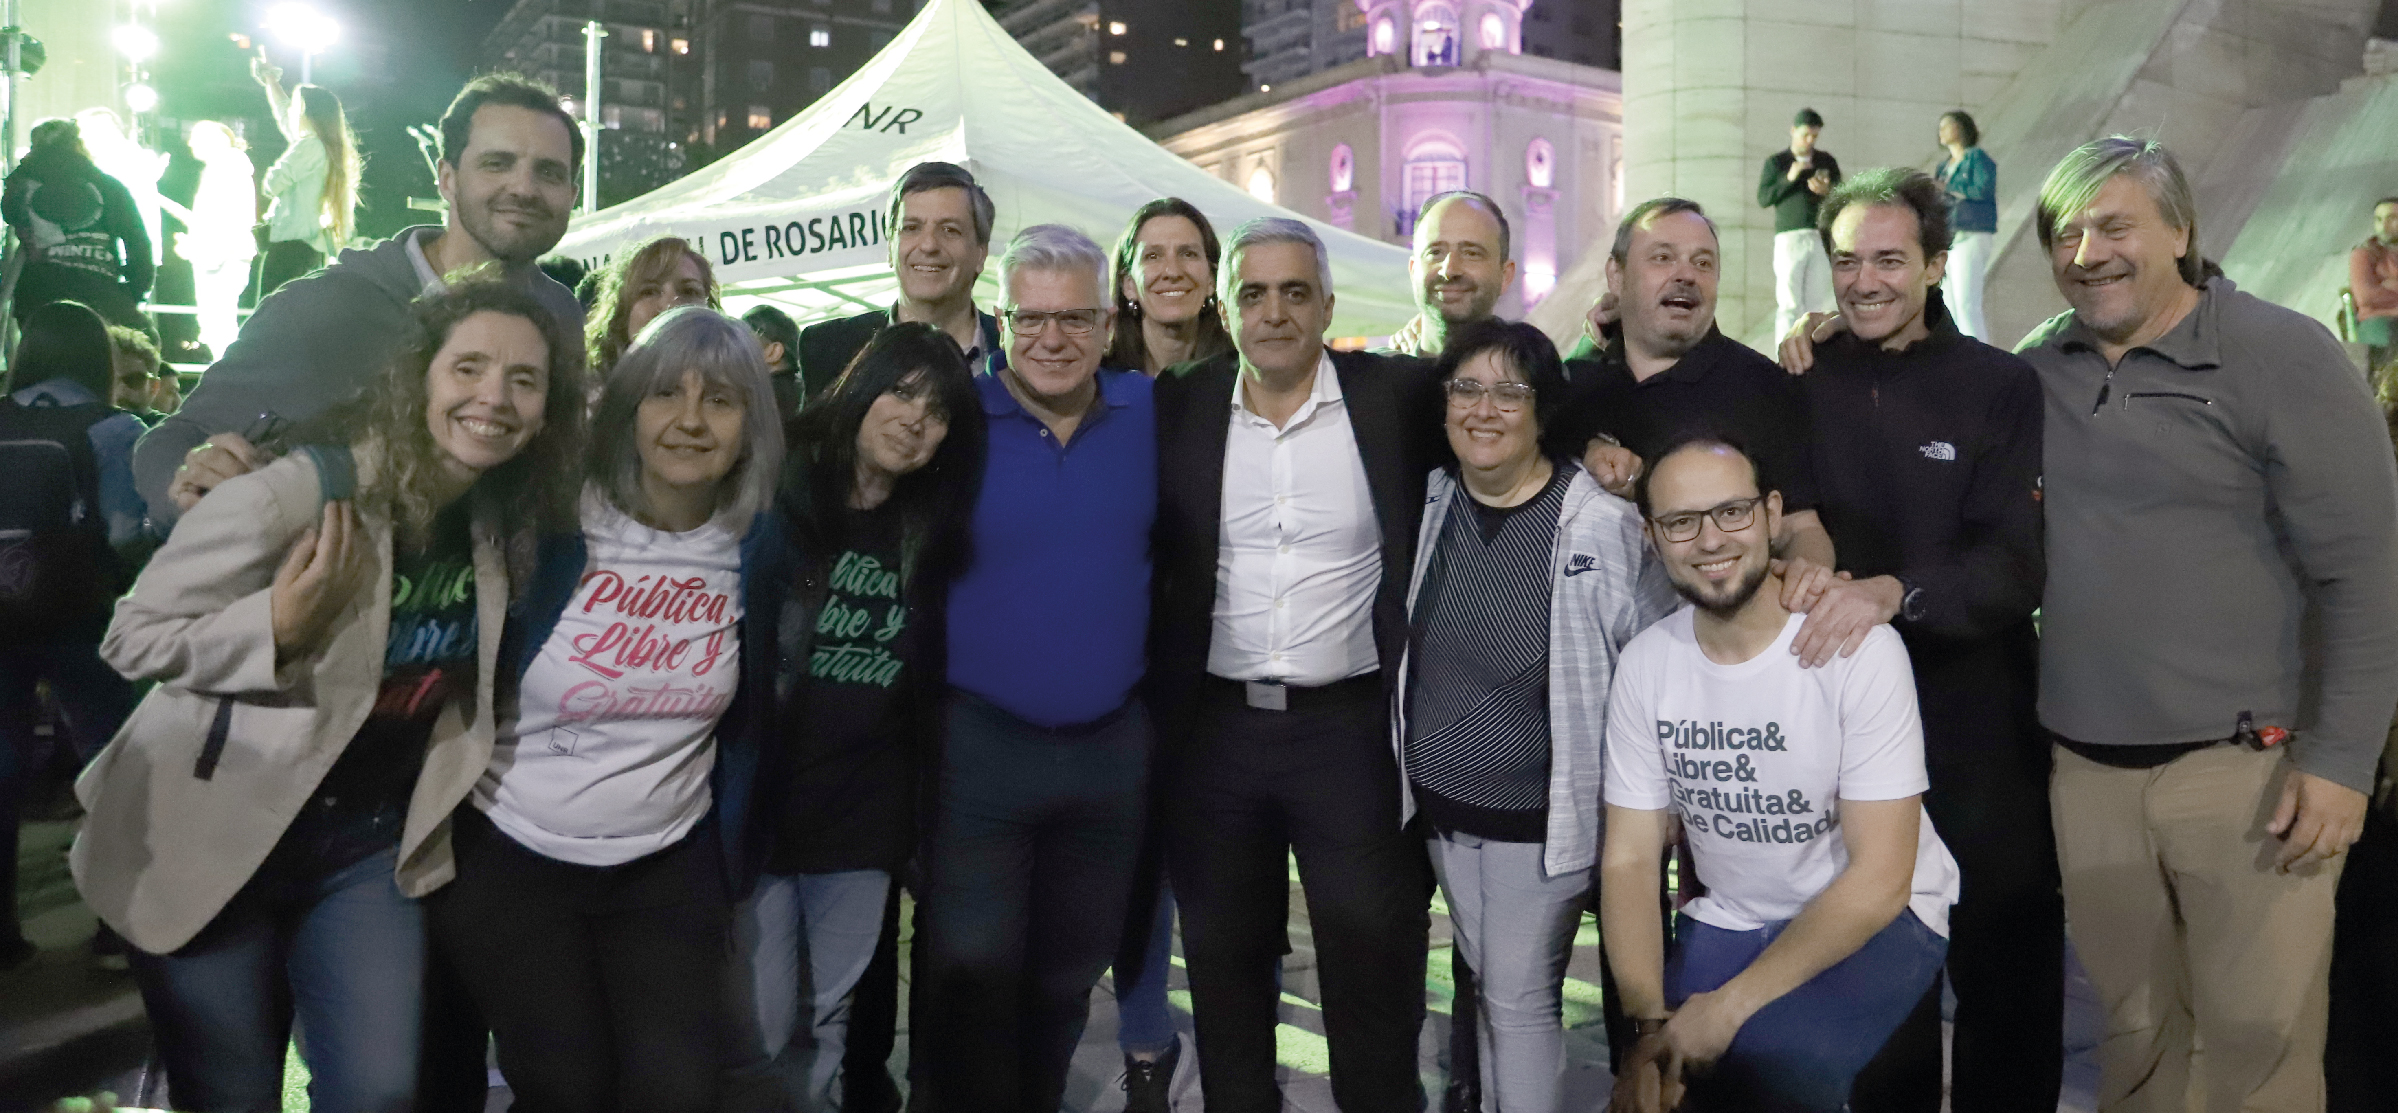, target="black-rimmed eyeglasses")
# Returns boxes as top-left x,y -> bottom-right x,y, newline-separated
1649,496 -> 1764,542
